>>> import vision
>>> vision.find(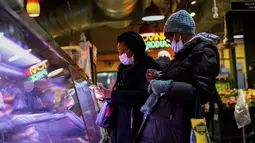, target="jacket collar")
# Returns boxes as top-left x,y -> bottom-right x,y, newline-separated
175,33 -> 219,56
